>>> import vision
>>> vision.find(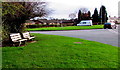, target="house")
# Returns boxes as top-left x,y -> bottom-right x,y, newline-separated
37,19 -> 59,26
118,17 -> 120,23
37,19 -> 74,27
60,20 -> 74,27
25,19 -> 75,27
24,20 -> 35,25
108,17 -> 120,23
